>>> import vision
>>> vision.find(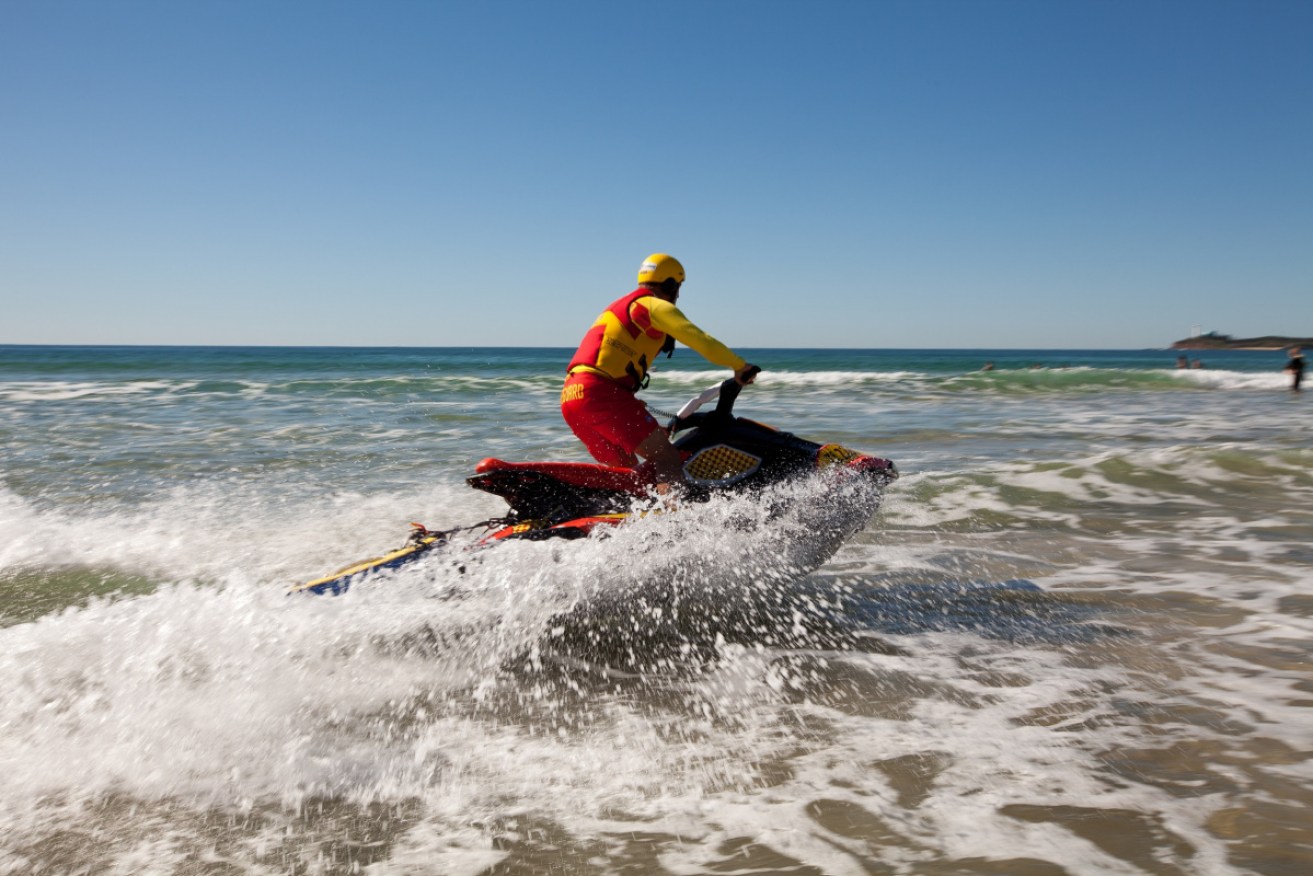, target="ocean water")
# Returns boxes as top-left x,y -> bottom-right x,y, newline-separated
1,344 -> 1309,875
